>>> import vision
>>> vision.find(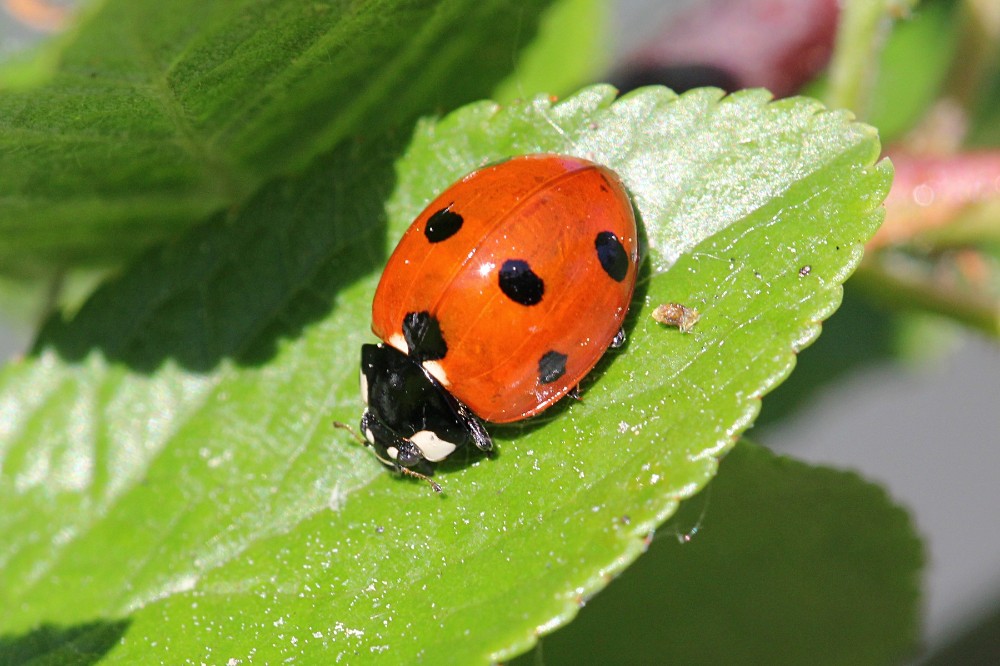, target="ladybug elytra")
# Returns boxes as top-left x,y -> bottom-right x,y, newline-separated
346,154 -> 638,490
